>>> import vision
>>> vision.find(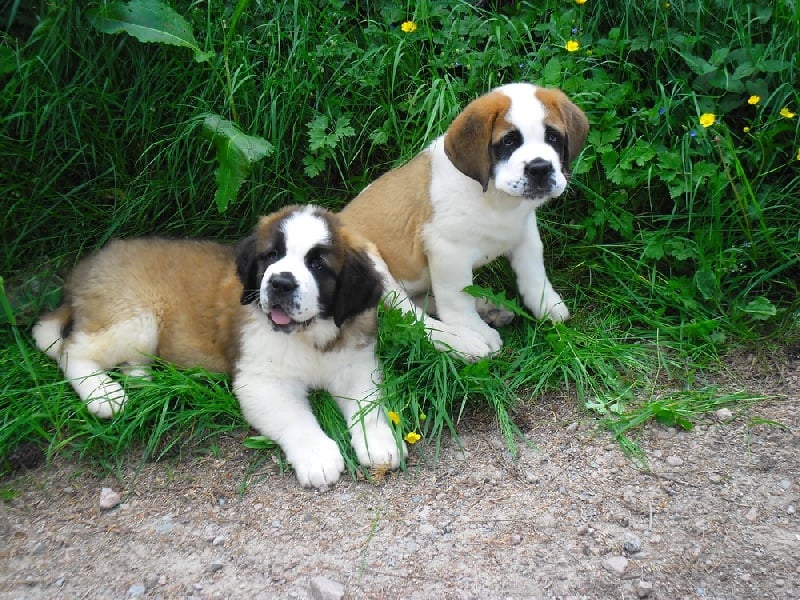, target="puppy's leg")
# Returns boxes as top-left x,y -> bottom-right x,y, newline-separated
424,243 -> 503,352
417,294 -> 515,329
510,211 -> 569,322
367,251 -> 496,360
329,355 -> 407,470
59,315 -> 159,418
235,378 -> 345,488
59,351 -> 128,419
